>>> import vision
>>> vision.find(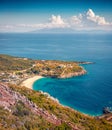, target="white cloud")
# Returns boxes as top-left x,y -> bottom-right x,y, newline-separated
70,9 -> 112,30
86,9 -> 95,17
86,9 -> 110,25
18,15 -> 69,29
50,15 -> 65,25
0,15 -> 69,32
0,10 -> 112,32
48,15 -> 69,28
70,14 -> 82,25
